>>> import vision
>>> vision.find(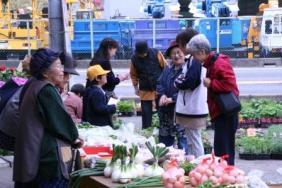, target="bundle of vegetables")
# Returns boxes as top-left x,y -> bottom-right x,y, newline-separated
118,176 -> 163,188
180,161 -> 196,175
189,155 -> 246,187
144,142 -> 169,177
162,160 -> 186,188
70,159 -> 106,188
104,144 -> 144,183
